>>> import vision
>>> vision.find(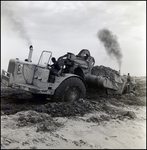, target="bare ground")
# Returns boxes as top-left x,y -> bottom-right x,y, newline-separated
1,76 -> 146,149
